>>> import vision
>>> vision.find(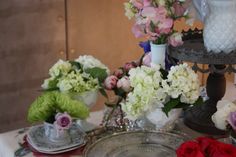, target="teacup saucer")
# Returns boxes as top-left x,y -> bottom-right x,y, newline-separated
27,124 -> 87,153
